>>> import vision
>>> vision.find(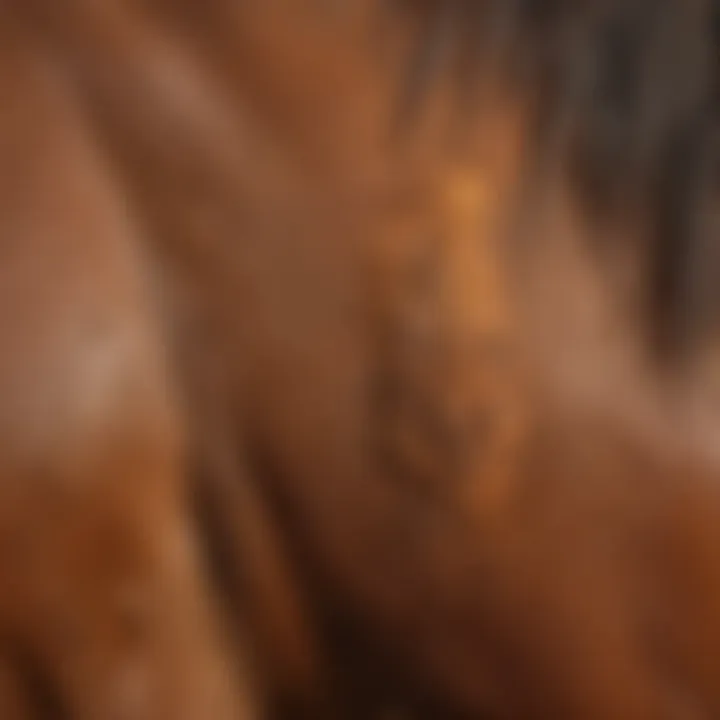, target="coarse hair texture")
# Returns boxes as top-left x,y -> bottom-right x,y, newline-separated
400,0 -> 720,356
